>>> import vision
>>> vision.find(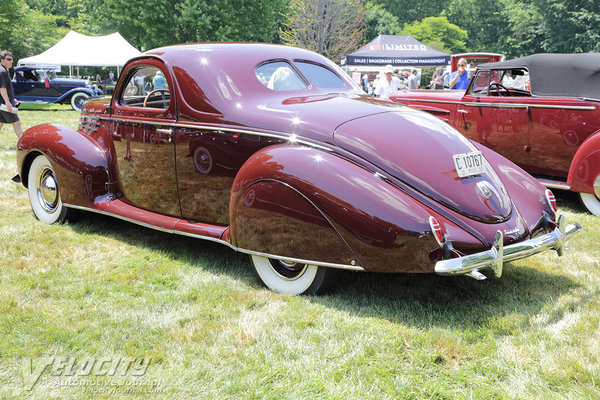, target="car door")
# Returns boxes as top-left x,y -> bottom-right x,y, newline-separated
525,97 -> 600,178
456,69 -> 532,168
110,60 -> 180,217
